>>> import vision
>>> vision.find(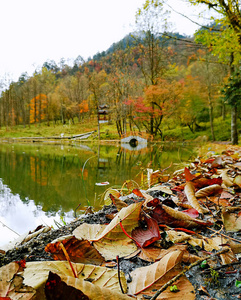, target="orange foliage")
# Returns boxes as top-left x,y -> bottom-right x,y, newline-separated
79,100 -> 89,114
29,93 -> 47,124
